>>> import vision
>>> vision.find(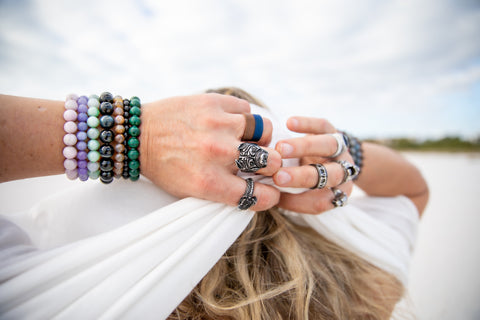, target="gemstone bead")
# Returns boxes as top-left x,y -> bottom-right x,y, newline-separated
77,112 -> 88,122
128,137 -> 140,148
128,160 -> 140,170
77,104 -> 88,113
128,126 -> 140,137
113,96 -> 123,103
114,161 -> 124,169
76,141 -> 87,151
77,160 -> 88,169
66,93 -> 79,101
87,116 -> 100,128
129,175 -> 139,181
88,107 -> 100,117
100,102 -> 114,115
114,143 -> 125,153
130,97 -> 141,107
114,134 -> 125,144
78,168 -> 88,176
99,130 -> 114,143
77,151 -> 88,161
129,168 -> 140,177
113,125 -> 125,134
100,158 -> 114,171
63,146 -> 77,159
99,115 -> 114,129
115,115 -> 125,124
76,131 -> 87,141
87,151 -> 101,163
77,121 -> 88,132
87,128 -> 100,139
64,121 -> 77,133
64,159 -> 77,170
129,106 -> 141,116
99,144 -> 114,158
66,169 -> 78,180
99,92 -> 114,103
87,98 -> 100,109
65,99 -> 78,110
127,149 -> 139,160
89,170 -> 100,179
63,109 -> 77,121
87,161 -> 100,172
78,96 -> 88,105
63,133 -> 77,146
88,139 -> 100,151
122,171 -> 130,179
129,115 -> 141,126
79,172 -> 89,182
